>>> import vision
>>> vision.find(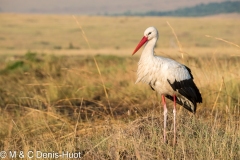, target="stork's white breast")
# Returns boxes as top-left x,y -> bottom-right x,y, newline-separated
136,56 -> 191,95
